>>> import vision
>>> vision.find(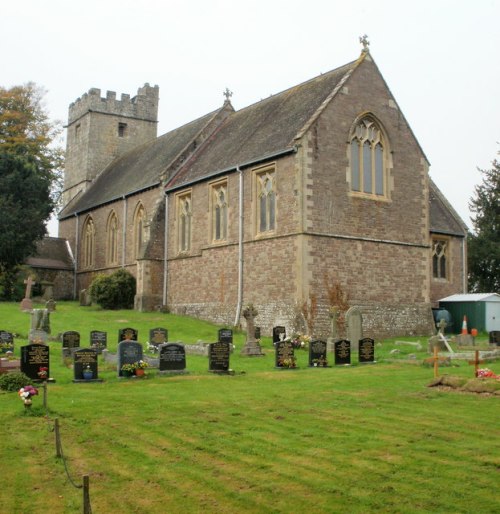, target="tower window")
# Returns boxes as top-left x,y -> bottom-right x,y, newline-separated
118,123 -> 127,137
